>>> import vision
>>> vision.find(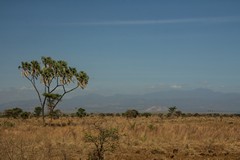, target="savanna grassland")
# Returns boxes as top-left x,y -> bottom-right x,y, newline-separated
1,115 -> 240,160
